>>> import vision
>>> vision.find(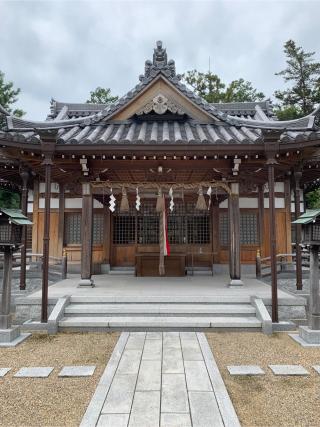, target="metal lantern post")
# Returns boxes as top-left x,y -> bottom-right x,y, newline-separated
0,208 -> 32,347
291,209 -> 320,346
